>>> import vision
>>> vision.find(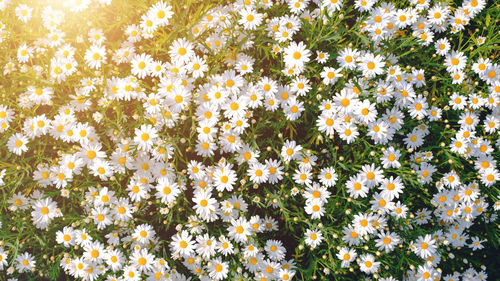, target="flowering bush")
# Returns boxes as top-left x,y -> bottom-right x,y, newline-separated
0,0 -> 498,280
